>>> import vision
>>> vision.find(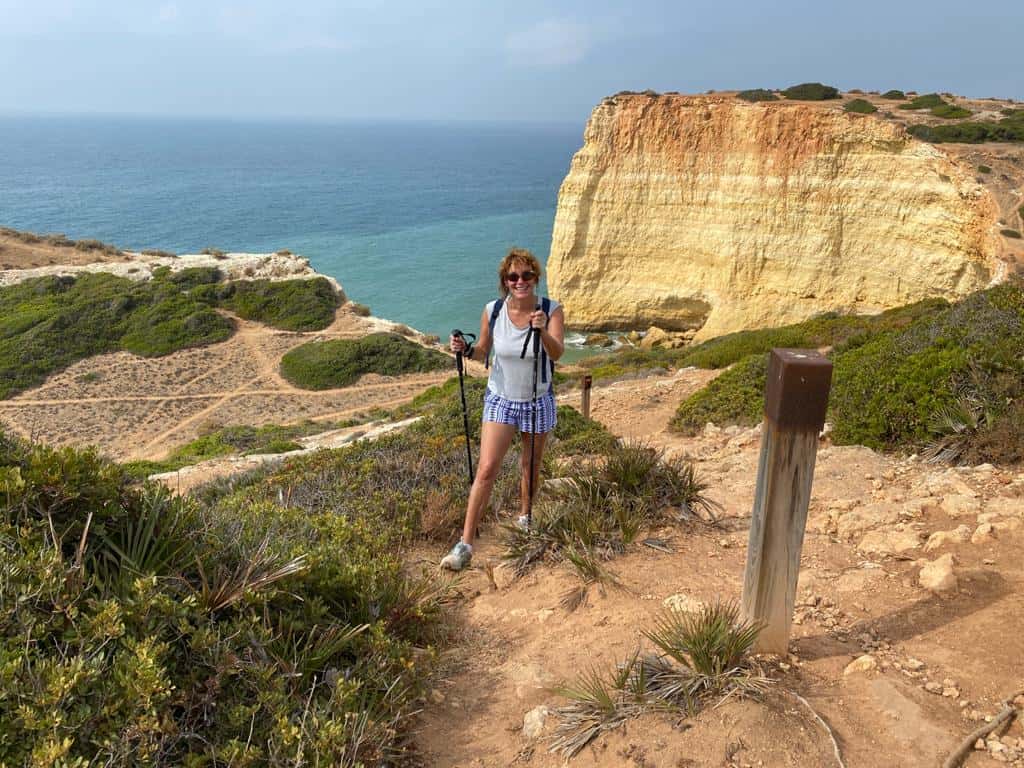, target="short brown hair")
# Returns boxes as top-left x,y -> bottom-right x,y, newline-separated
497,247 -> 542,297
